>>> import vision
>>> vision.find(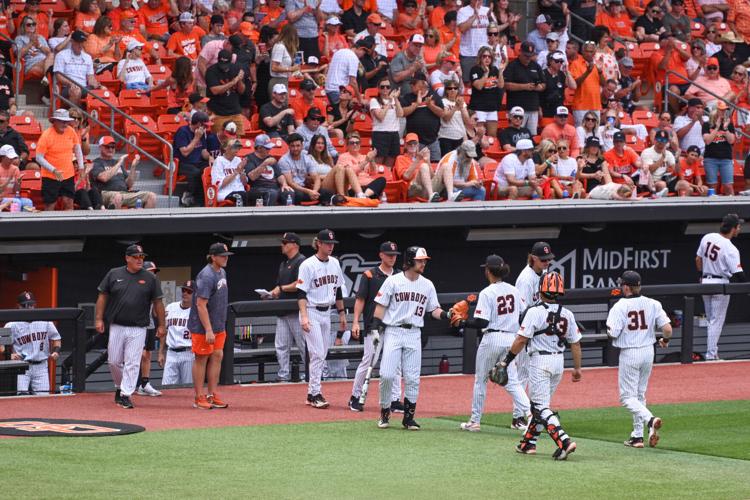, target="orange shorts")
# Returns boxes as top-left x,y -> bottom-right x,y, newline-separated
191,331 -> 226,356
